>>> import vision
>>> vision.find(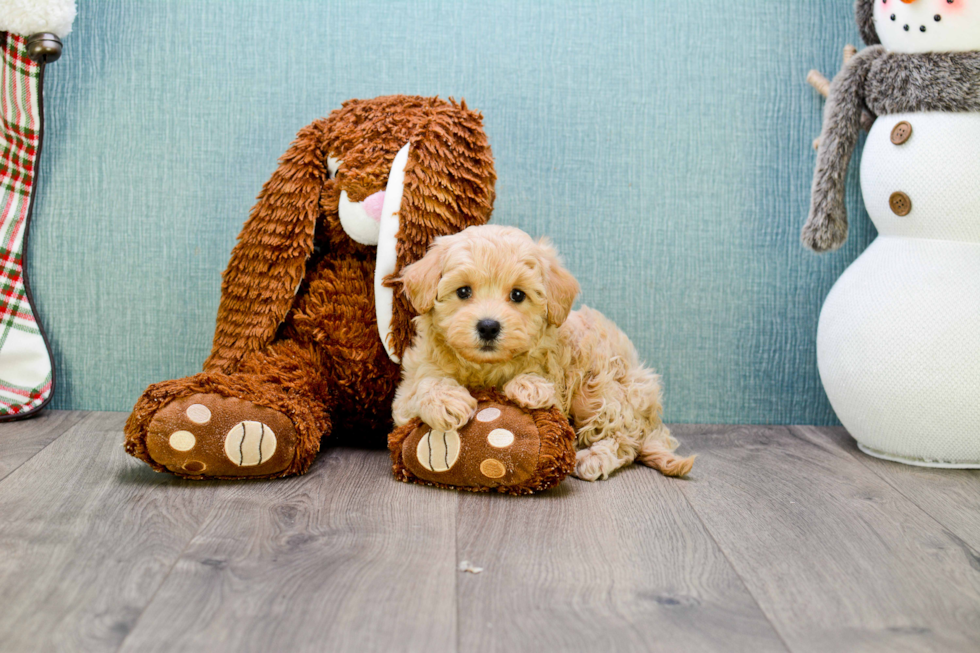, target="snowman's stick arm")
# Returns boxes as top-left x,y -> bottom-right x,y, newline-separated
807,46 -> 858,98
802,45 -> 886,253
807,70 -> 831,99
